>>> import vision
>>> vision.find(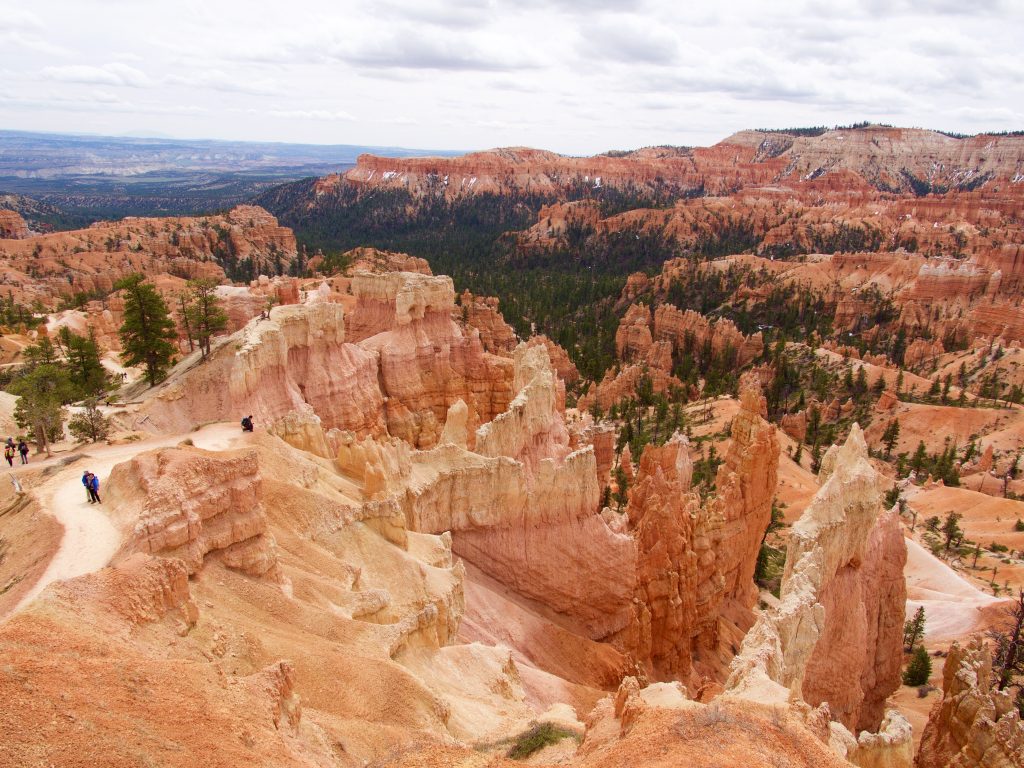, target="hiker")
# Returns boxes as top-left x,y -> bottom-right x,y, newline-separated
241,415 -> 254,432
17,440 -> 28,465
82,471 -> 93,502
3,444 -> 13,467
87,472 -> 101,504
